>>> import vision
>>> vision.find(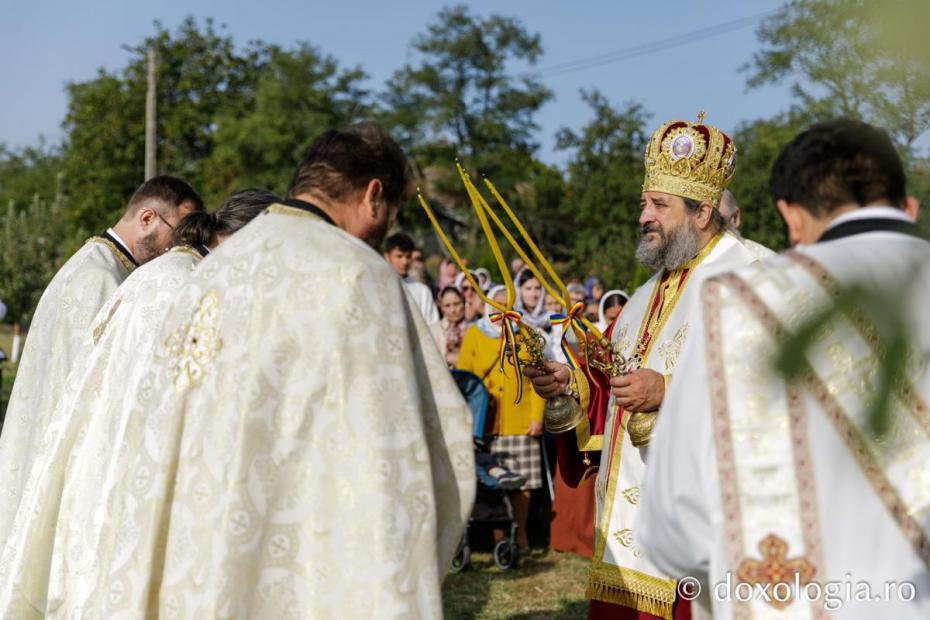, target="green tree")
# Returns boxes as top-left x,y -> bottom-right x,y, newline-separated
0,143 -> 62,209
385,5 -> 551,181
59,17 -> 374,233
61,18 -> 261,234
726,108 -> 815,251
384,5 -> 556,271
747,0 -> 930,154
0,178 -> 74,325
203,44 -> 370,202
556,91 -> 651,290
